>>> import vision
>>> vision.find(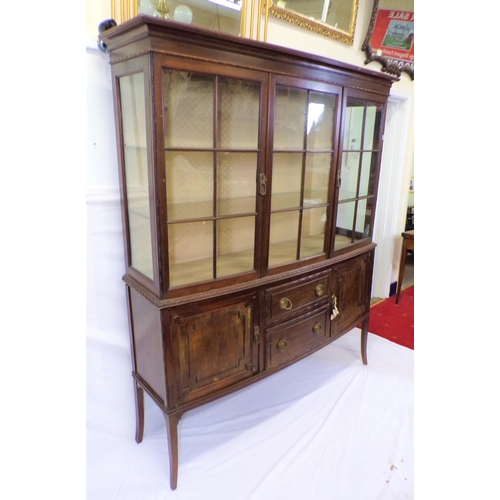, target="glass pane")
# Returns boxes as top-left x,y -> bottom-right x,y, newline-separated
168,220 -> 213,287
307,91 -> 336,150
269,211 -> 300,267
304,153 -> 331,206
164,71 -> 214,149
358,152 -> 379,198
274,86 -> 307,150
363,102 -> 383,150
120,73 -> 153,280
271,153 -> 303,210
217,153 -> 257,216
218,78 -> 260,150
216,216 -> 255,278
300,207 -> 326,259
334,201 -> 355,250
166,151 -> 214,221
343,98 -> 364,151
339,152 -> 360,201
355,198 -> 371,240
